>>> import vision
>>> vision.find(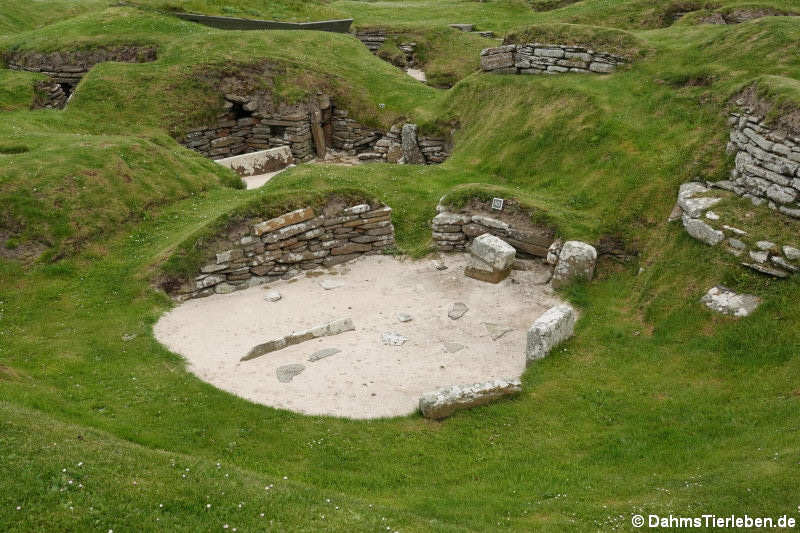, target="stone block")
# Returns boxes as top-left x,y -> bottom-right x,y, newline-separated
419,379 -> 522,420
525,304 -> 576,364
551,241 -> 597,288
253,207 -> 315,236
